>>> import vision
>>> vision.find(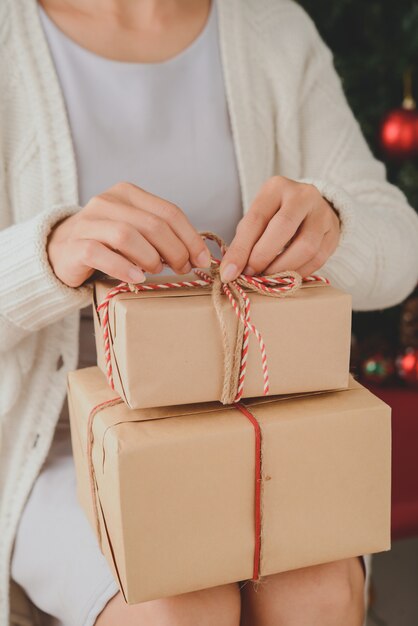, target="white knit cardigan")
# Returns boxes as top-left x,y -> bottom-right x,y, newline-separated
1,0 -> 418,621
